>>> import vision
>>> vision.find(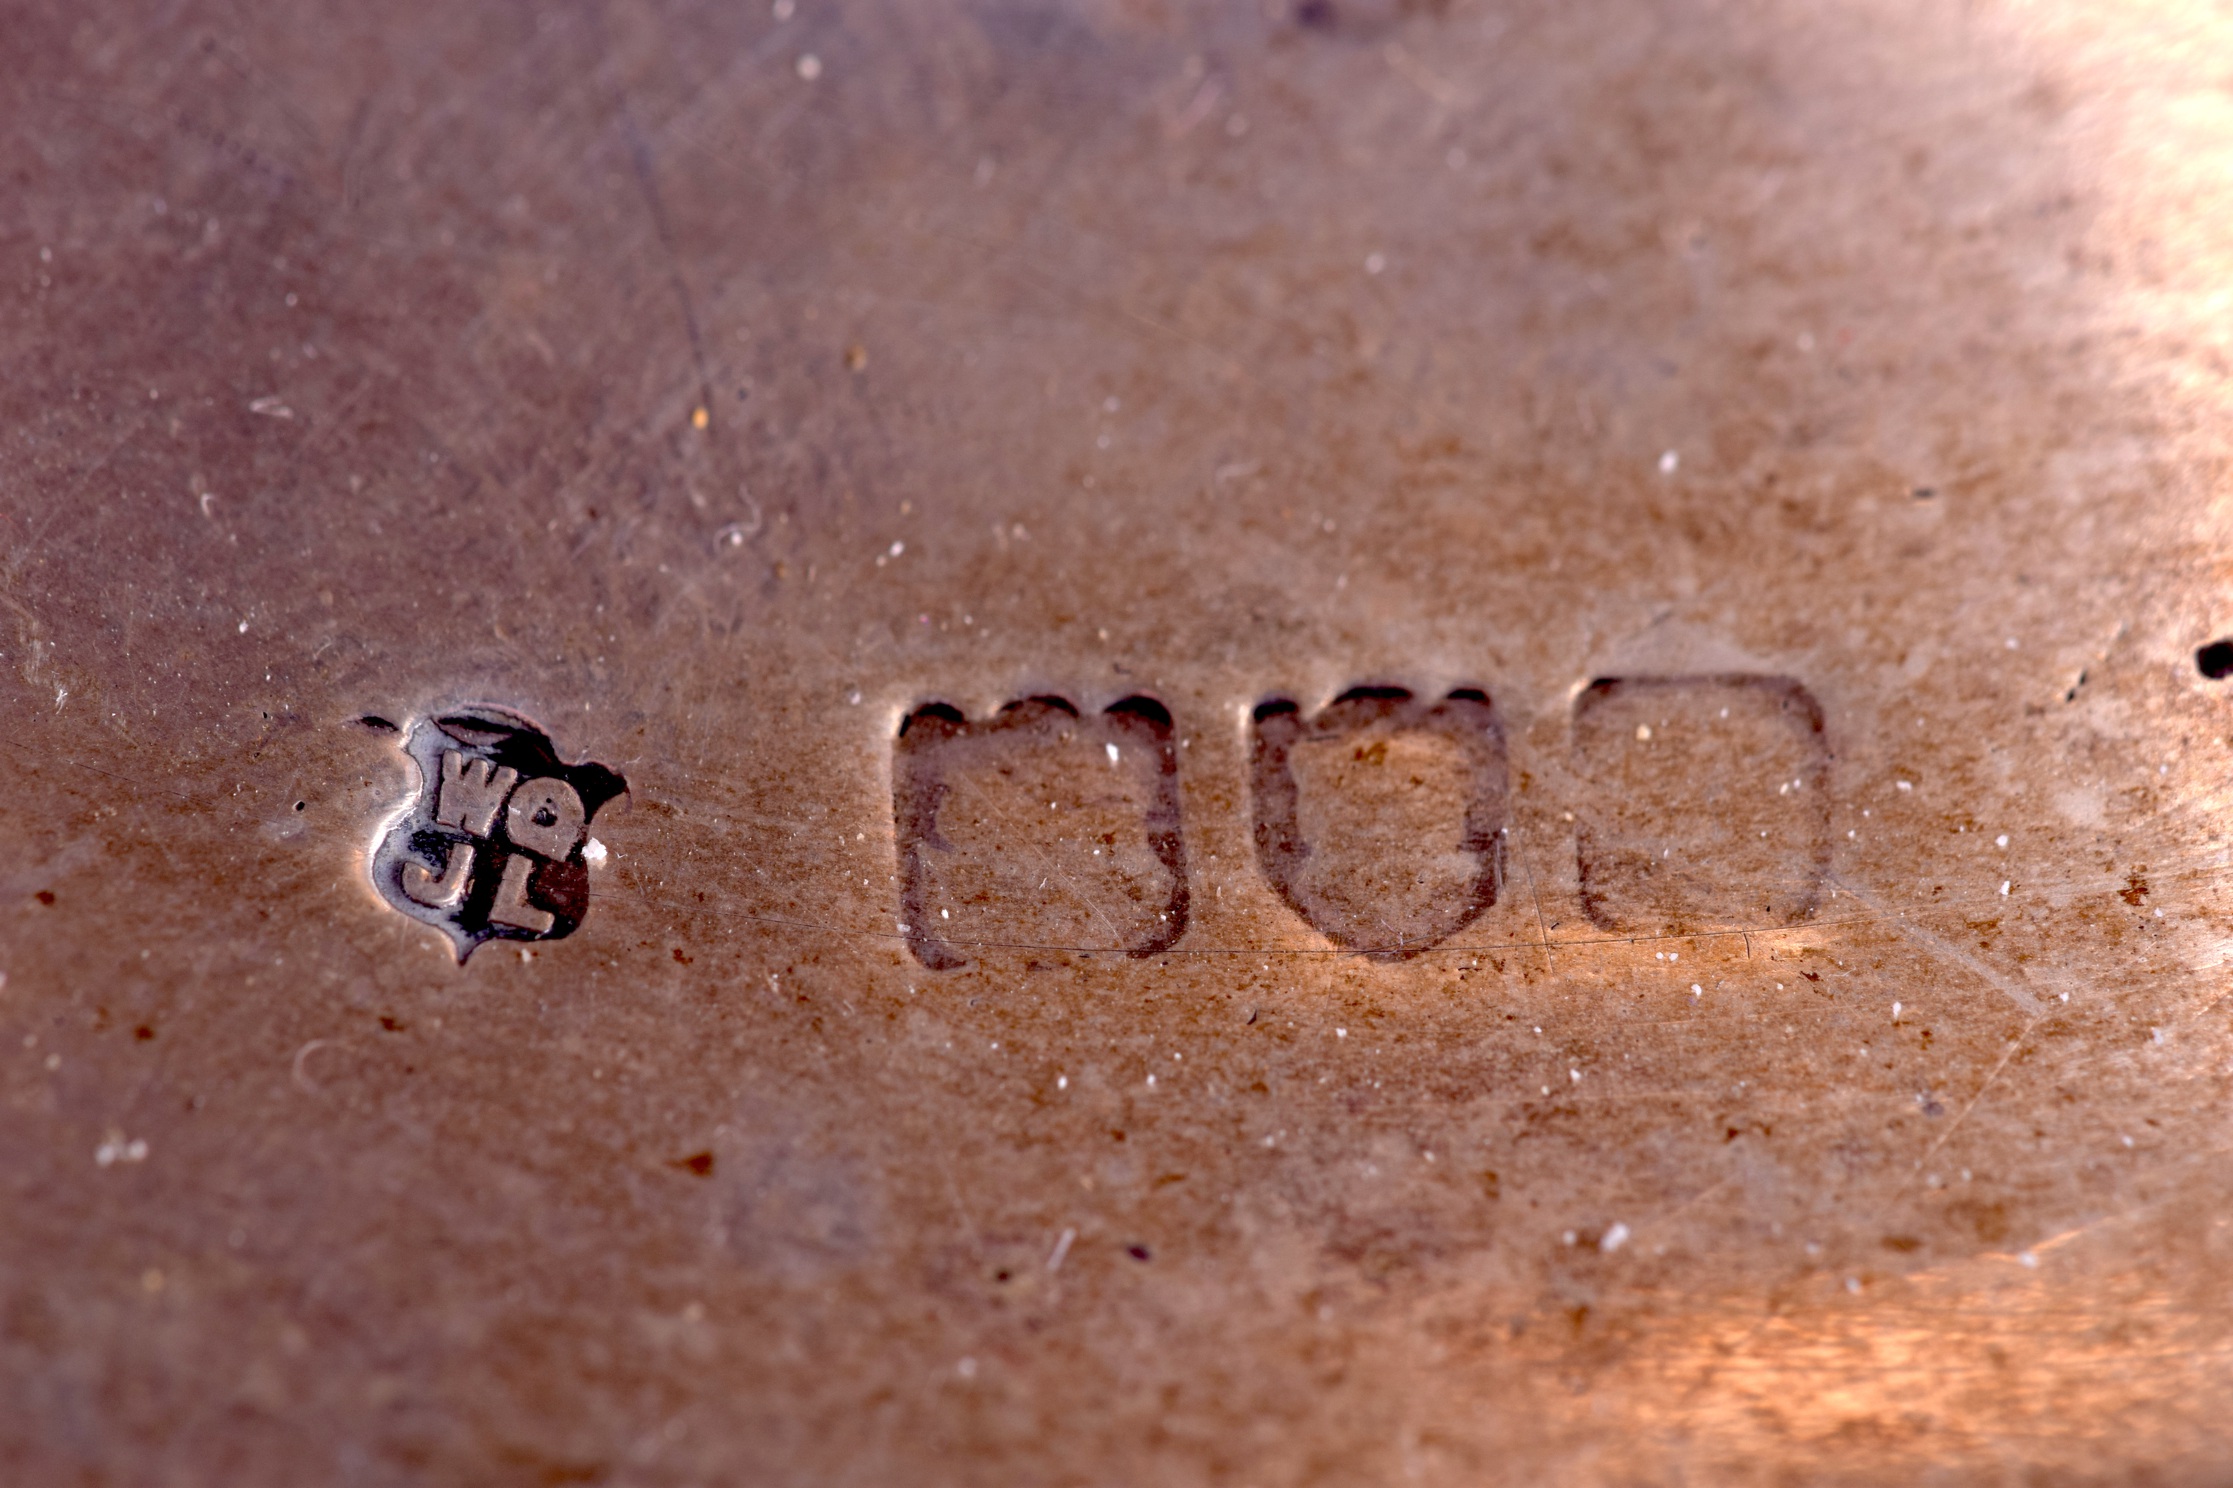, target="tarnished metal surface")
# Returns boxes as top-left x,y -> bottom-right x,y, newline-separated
9,0 -> 2233,1480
